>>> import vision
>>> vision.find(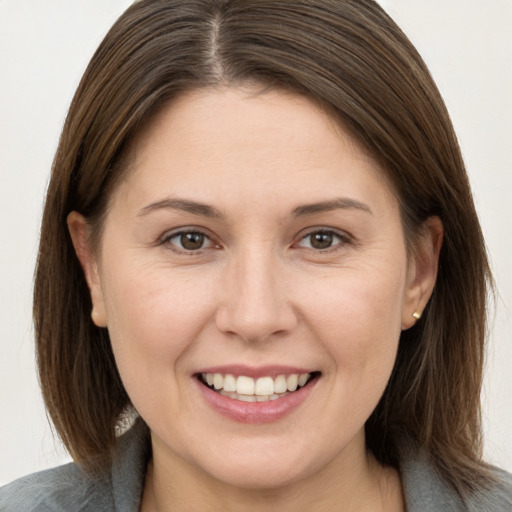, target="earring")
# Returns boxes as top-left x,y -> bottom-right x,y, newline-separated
412,311 -> 422,320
